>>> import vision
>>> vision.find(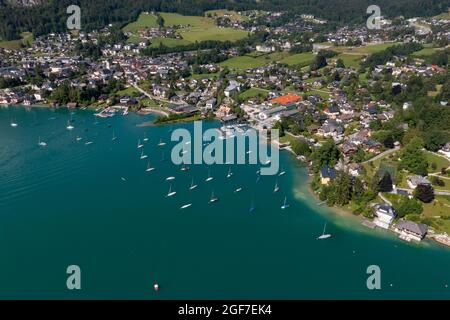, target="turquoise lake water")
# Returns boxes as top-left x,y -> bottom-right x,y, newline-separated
0,106 -> 449,299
